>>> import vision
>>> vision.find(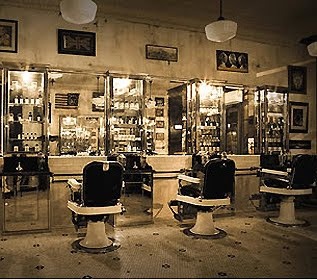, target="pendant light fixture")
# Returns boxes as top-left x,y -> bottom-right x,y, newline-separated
60,0 -> 97,24
205,0 -> 237,43
300,35 -> 317,57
